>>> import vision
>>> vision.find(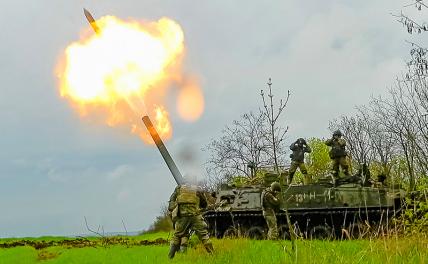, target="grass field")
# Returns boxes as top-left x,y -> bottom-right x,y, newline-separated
0,233 -> 426,264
